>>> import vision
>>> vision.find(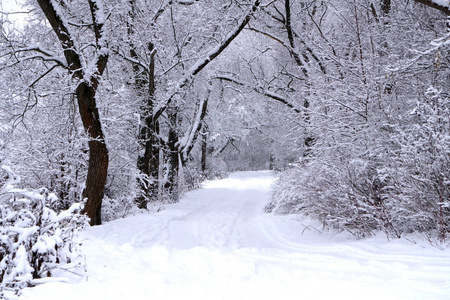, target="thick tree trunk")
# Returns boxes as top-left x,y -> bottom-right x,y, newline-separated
76,82 -> 109,226
36,0 -> 109,226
